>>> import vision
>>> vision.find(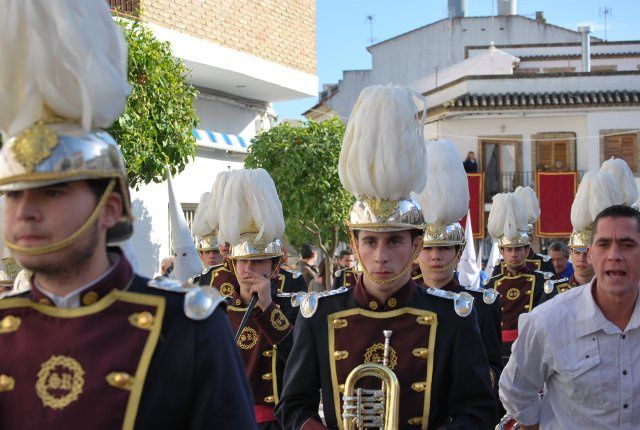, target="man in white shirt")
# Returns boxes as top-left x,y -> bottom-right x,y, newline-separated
499,204 -> 640,429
